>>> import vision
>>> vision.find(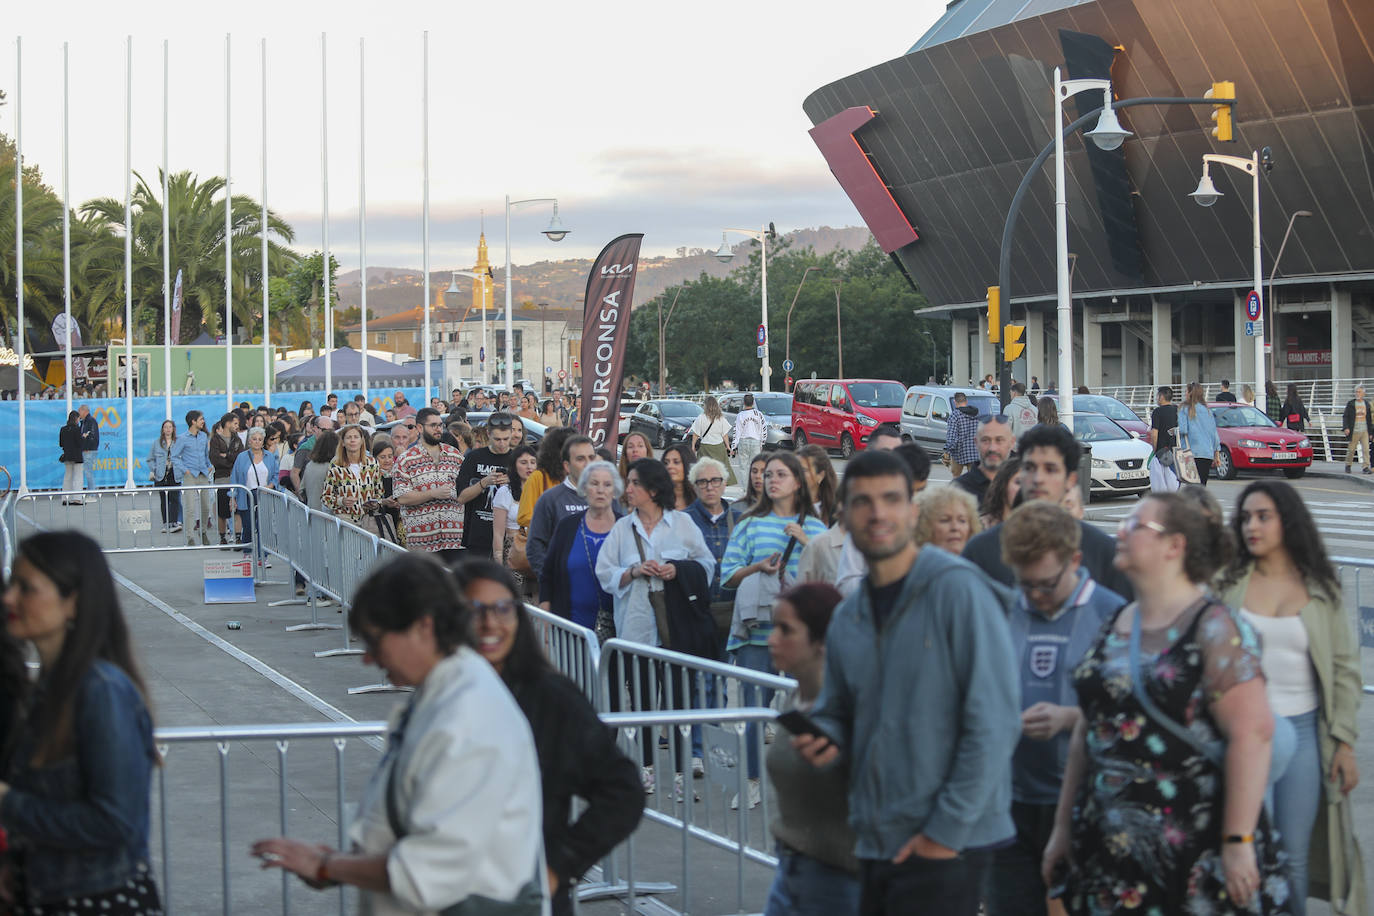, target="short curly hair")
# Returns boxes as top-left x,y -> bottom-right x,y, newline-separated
913,486 -> 983,547
1000,501 -> 1081,567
